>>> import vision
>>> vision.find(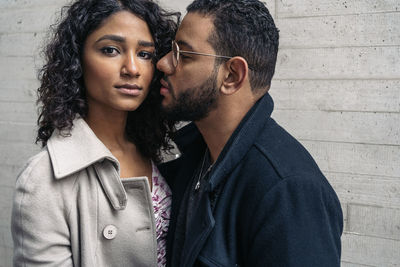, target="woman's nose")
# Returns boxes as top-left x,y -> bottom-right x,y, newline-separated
156,51 -> 175,75
121,53 -> 140,77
